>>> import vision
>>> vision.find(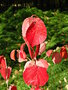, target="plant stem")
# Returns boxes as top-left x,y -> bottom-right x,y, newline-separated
6,80 -> 8,90
27,56 -> 31,61
43,55 -> 47,59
